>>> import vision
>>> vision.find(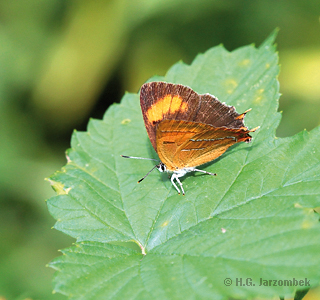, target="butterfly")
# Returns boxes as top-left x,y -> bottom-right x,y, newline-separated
122,82 -> 258,195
